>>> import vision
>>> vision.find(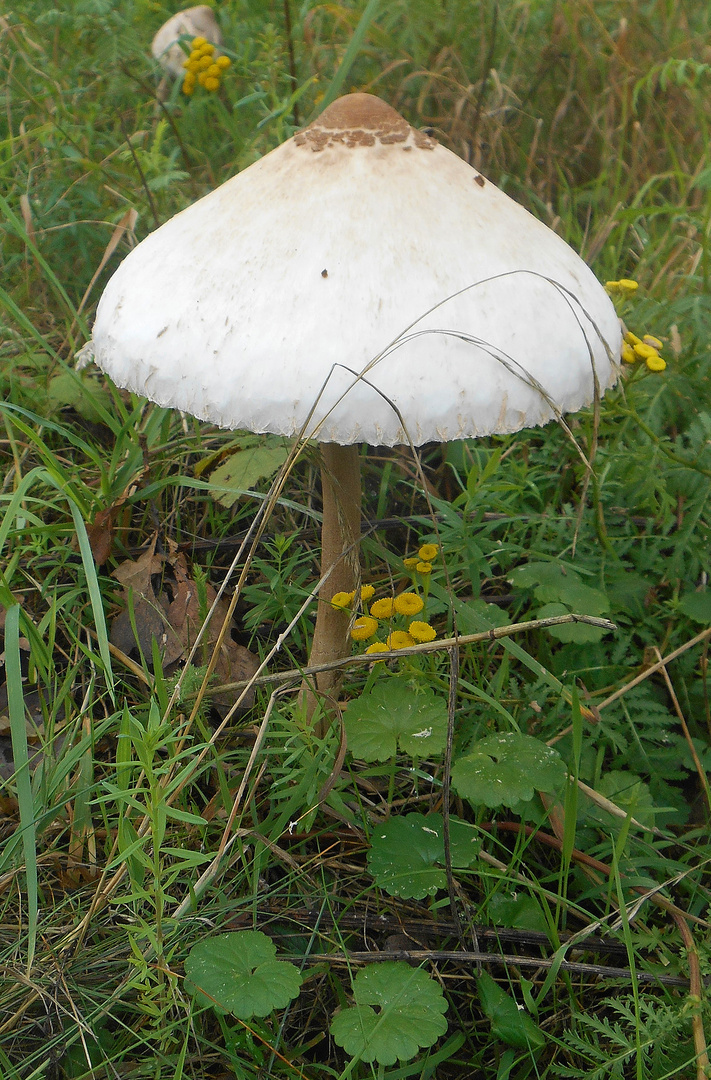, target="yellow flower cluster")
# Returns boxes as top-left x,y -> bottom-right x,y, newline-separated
622,331 -> 667,373
182,36 -> 231,96
330,541 -> 440,656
